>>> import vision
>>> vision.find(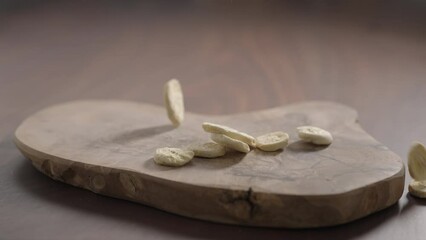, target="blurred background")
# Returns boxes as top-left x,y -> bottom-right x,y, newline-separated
1,0 -> 426,239
1,0 -> 426,154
